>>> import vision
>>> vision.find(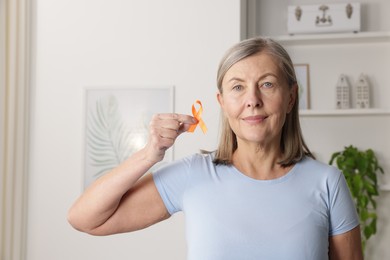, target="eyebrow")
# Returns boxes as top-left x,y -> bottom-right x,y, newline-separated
226,73 -> 278,83
227,77 -> 245,83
